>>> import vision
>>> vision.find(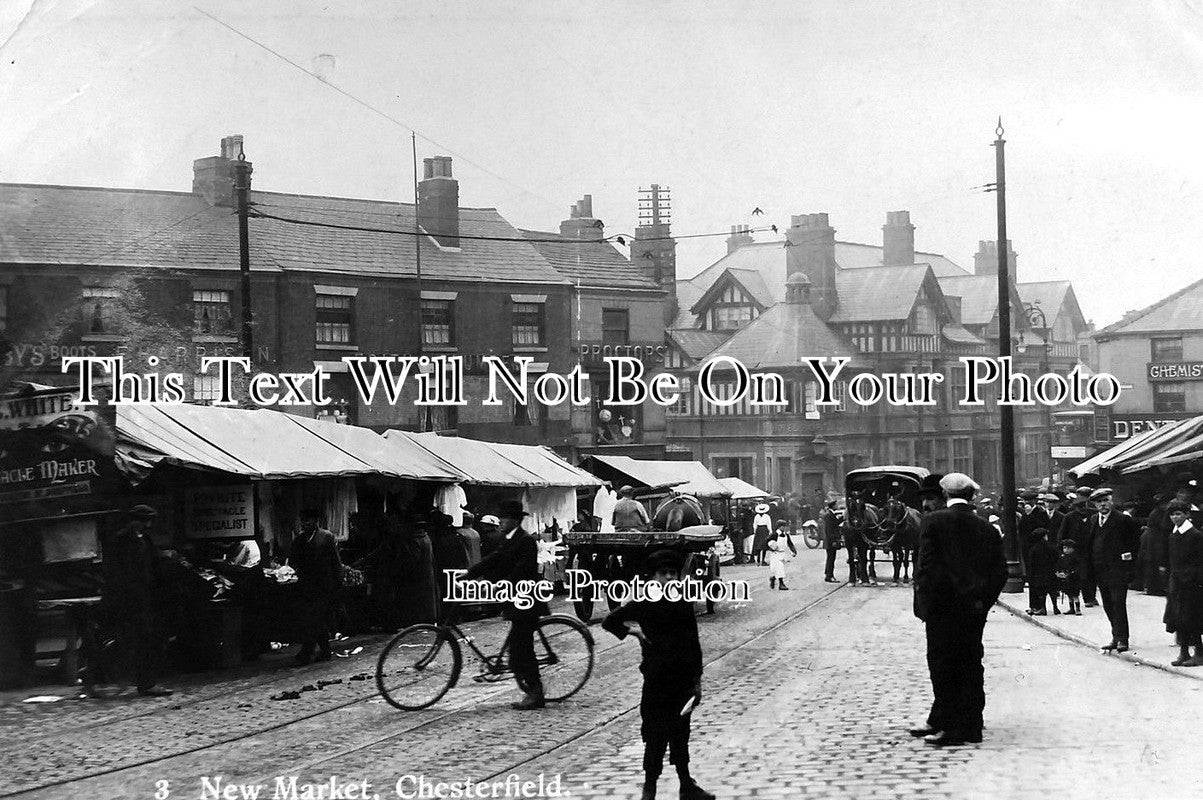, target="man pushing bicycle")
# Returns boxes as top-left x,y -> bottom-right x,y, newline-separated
463,500 -> 548,710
